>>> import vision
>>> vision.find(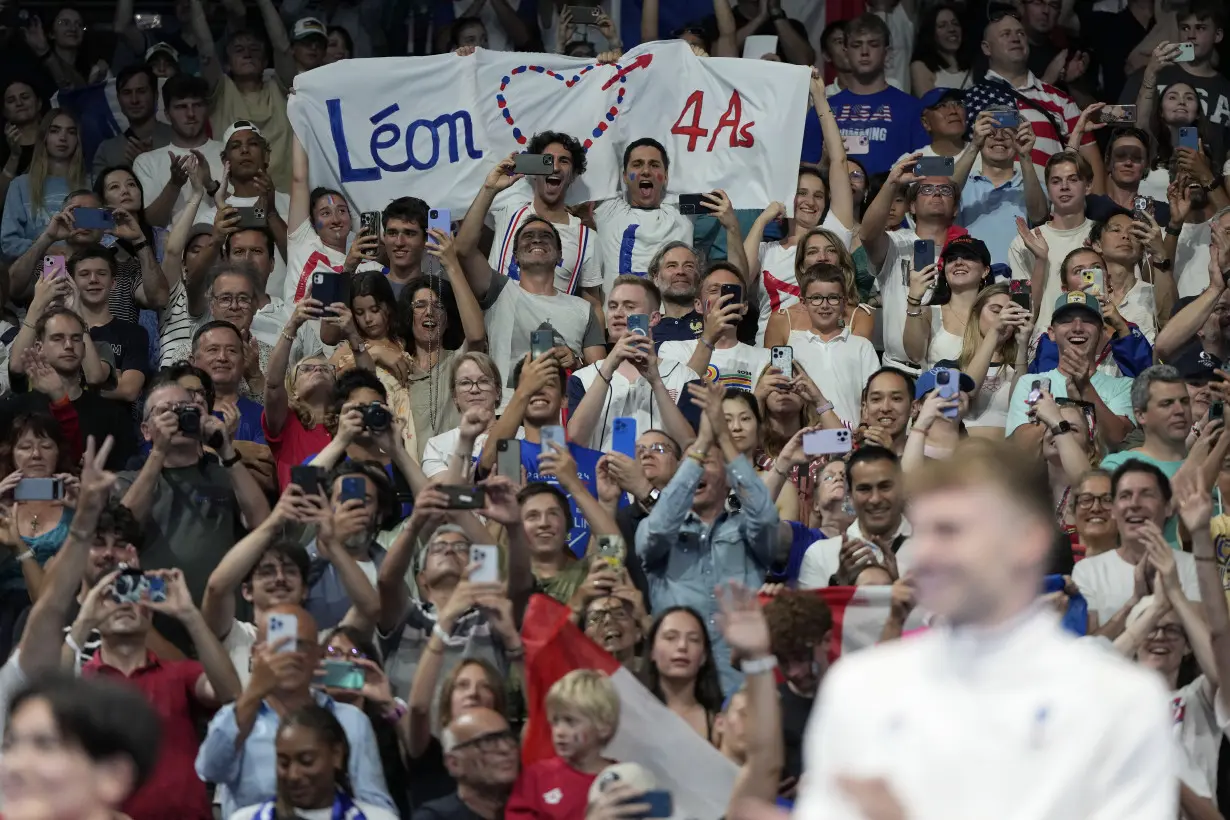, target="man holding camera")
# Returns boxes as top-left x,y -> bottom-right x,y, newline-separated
116,379 -> 271,650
